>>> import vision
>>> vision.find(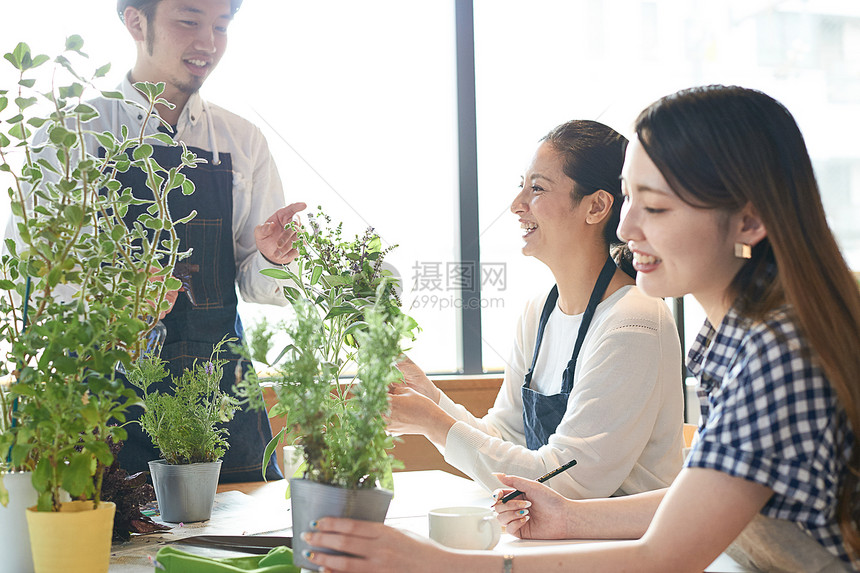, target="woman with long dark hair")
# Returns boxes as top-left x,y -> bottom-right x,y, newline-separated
303,86 -> 860,572
387,120 -> 685,499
